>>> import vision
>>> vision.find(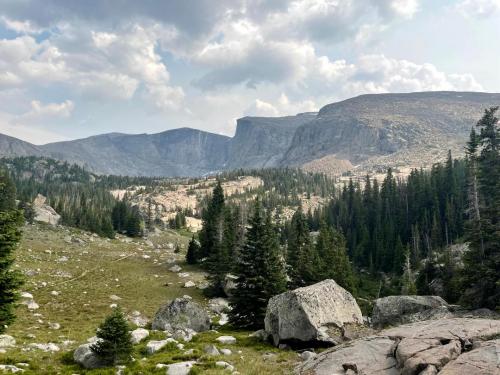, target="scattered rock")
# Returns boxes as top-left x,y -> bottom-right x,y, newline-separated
371,295 -> 451,327
265,279 -> 363,346
216,336 -> 237,345
208,298 -> 231,314
146,339 -> 172,354
249,329 -> 269,342
73,343 -> 106,369
215,361 -> 234,371
165,361 -> 196,375
50,291 -> 59,296
262,353 -> 277,361
218,313 -> 229,326
220,348 -> 232,356
172,328 -> 197,342
0,364 -> 24,373
28,343 -> 60,352
204,344 -> 220,356
127,311 -> 149,328
27,300 -> 39,310
109,295 -> 122,301
152,297 -> 210,332
130,328 -> 149,344
48,322 -> 60,330
183,281 -> 196,288
0,335 -> 16,348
